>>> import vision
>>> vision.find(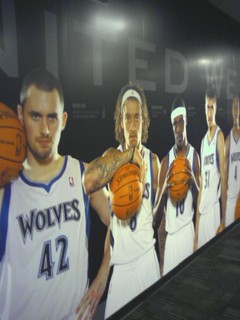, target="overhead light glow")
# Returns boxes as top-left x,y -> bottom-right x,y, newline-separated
198,59 -> 211,65
95,16 -> 125,32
